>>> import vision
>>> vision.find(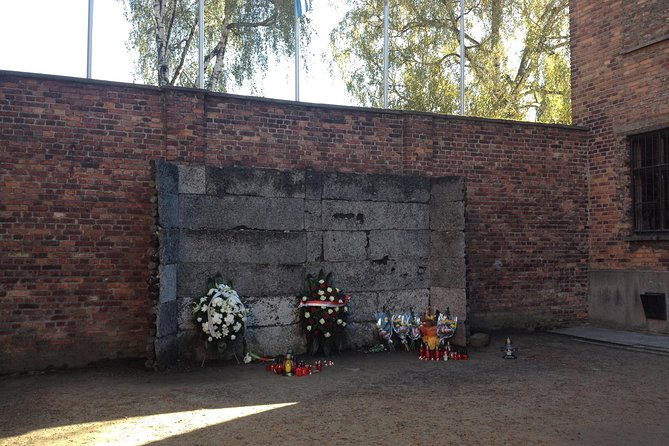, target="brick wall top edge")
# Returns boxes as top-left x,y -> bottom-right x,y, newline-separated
0,69 -> 162,93
0,69 -> 588,133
